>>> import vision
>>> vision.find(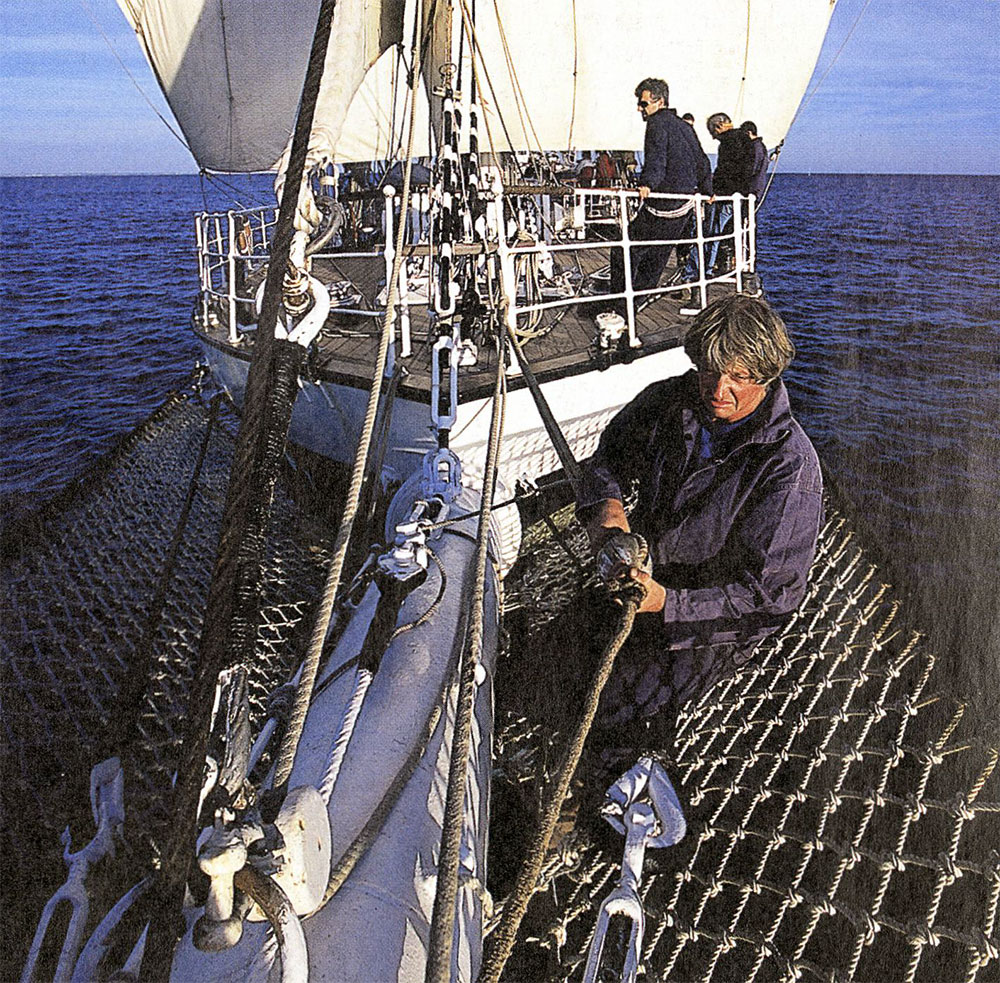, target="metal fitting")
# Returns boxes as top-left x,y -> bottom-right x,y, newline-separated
193,827 -> 249,951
